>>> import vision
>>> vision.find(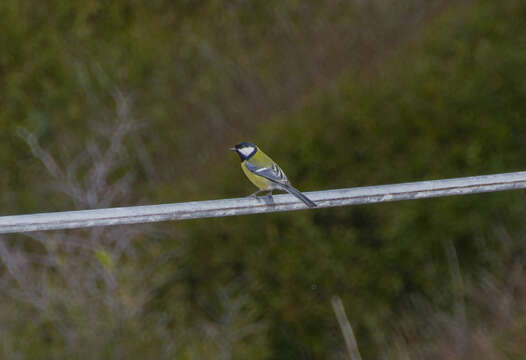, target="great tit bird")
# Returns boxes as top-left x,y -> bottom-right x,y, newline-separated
231,142 -> 317,208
